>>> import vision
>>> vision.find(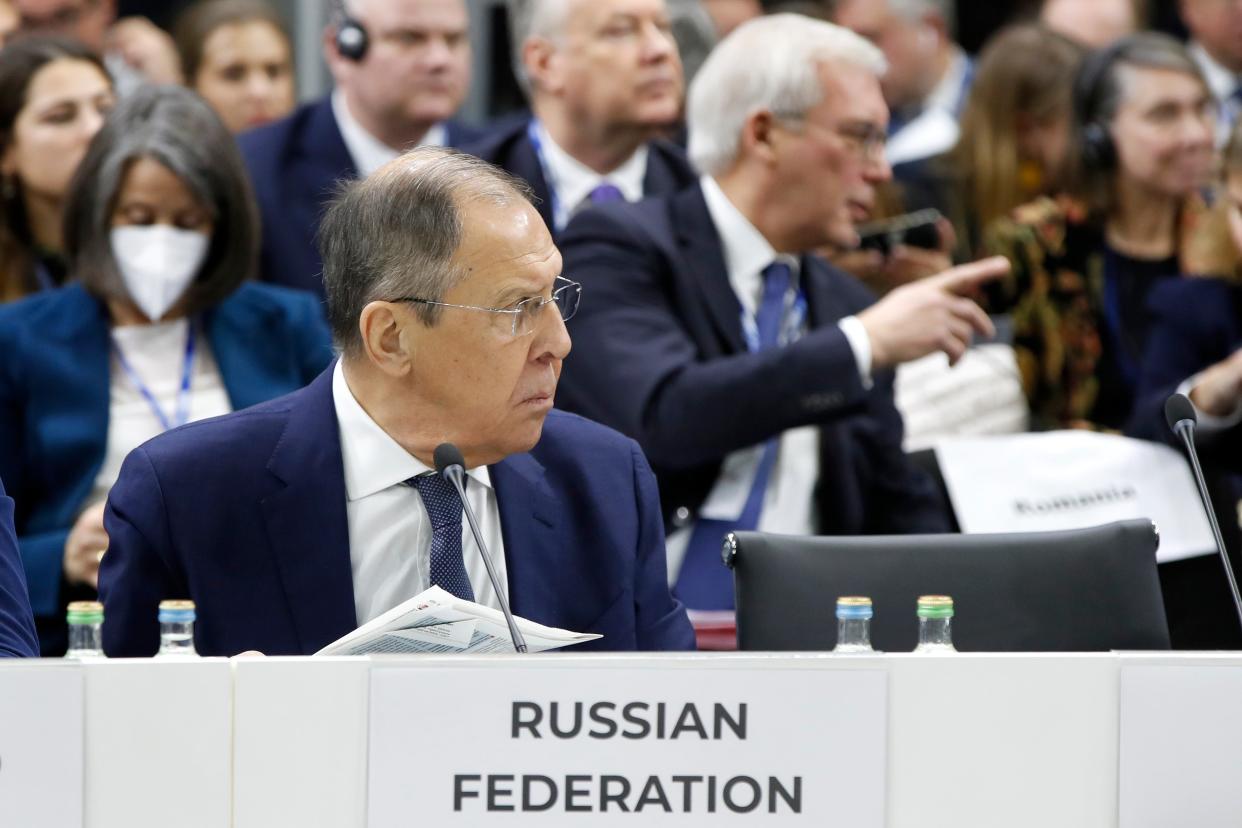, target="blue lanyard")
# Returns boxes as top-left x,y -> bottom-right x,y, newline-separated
111,323 -> 197,432
525,119 -> 567,232
740,288 -> 807,353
